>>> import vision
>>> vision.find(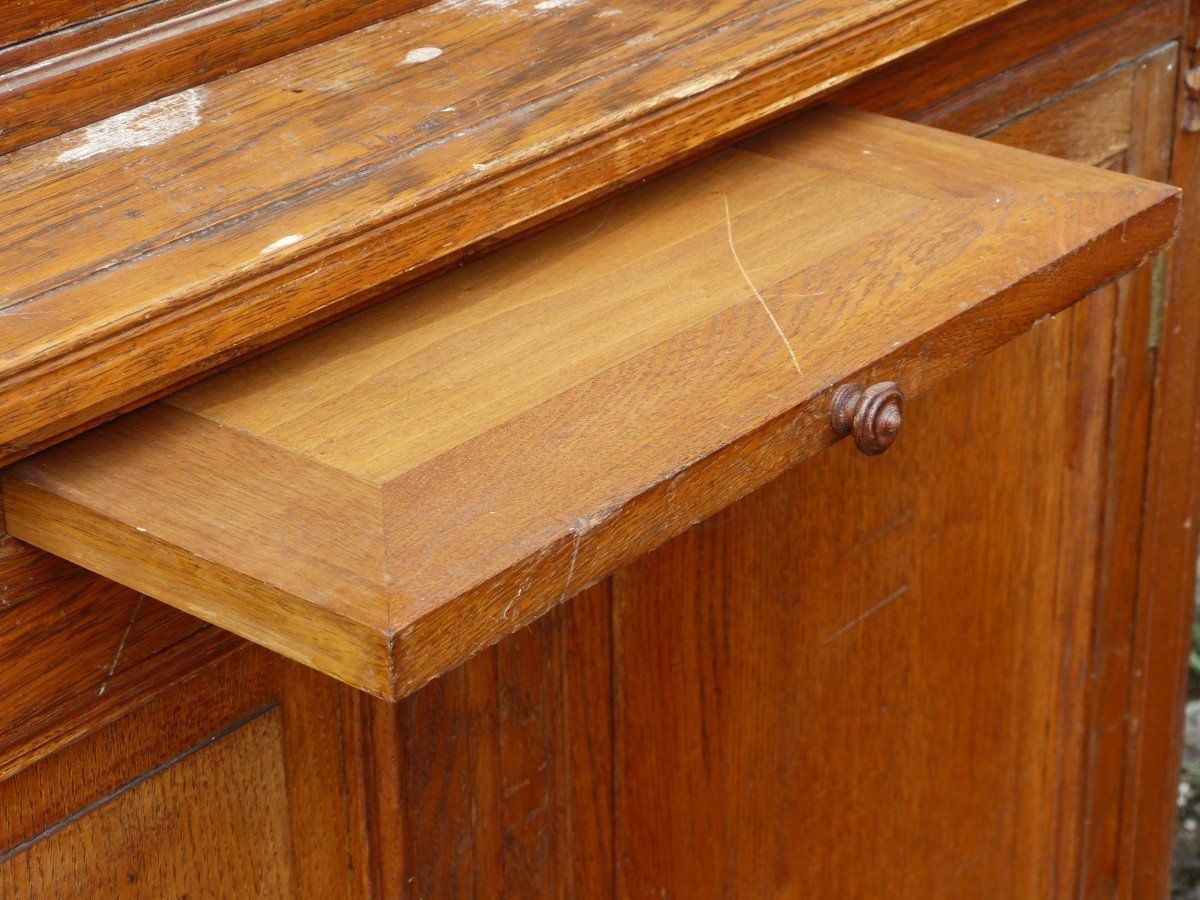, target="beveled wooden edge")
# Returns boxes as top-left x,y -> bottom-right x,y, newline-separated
380,190 -> 1179,698
0,0 -> 1030,465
